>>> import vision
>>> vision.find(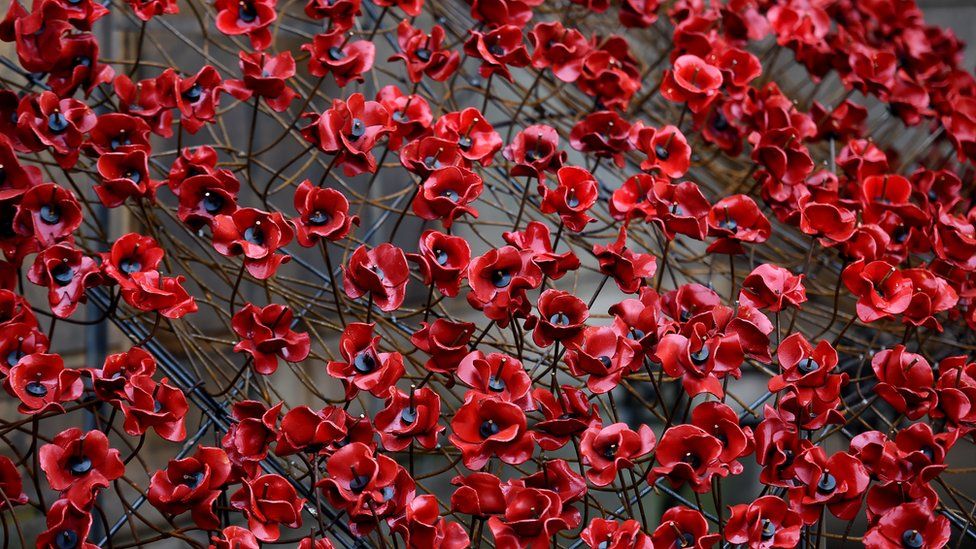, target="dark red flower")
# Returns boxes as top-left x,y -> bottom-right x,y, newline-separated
212,208 -> 294,279
17,91 -> 95,168
164,66 -> 242,135
577,36 -> 641,109
222,400 -> 282,473
376,84 -> 433,150
86,113 -> 151,156
449,391 -> 534,469
466,245 -> 542,326
301,93 -> 391,177
343,243 -> 410,312
304,29 -> 376,87
532,385 -> 600,450
326,322 -> 404,398
28,242 -> 101,318
842,260 -> 913,323
100,233 -> 164,290
210,526 -> 260,549
95,149 -> 158,207
569,111 -> 632,168
901,268 -> 957,331
274,405 -> 346,456
580,423 -> 655,486
646,179 -> 711,240
593,226 -> 657,294
233,303 -> 311,375
409,230 -> 471,298
391,20 -> 460,83
399,136 -> 467,178
863,502 -> 950,549
37,498 -> 99,549
0,455 -> 27,510
89,347 -> 155,403
176,172 -> 241,230
630,122 -> 691,178
230,50 -> 298,112
433,108 -> 502,166
725,496 -> 802,549
707,194 -> 771,255
112,74 -> 174,137
738,263 -> 807,312
581,518 -> 652,549
450,471 -> 506,516
503,221 -> 581,280
504,124 -> 566,180
935,356 -> 976,429
487,485 -> 579,548
565,325 -> 641,393
661,54 -> 723,113
457,351 -> 533,410
619,0 -> 661,28
230,474 -> 304,541
528,21 -> 590,83
126,0 -> 178,20
411,318 -> 474,374
292,179 -> 359,246
872,345 -> 938,420
390,494 -> 469,549
39,428 -> 124,509
649,425 -> 729,493
540,165 -> 598,232
14,182 -> 82,247
6,352 -> 82,414
650,507 -> 719,549
374,385 -> 444,451
413,166 -> 483,228
119,271 -> 198,319
788,447 -> 870,523
148,446 -> 231,530
531,289 -> 588,348
214,0 -> 276,50
119,375 -> 189,442
464,24 -> 531,82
